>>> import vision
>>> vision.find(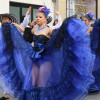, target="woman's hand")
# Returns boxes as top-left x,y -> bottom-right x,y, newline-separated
11,22 -> 17,26
29,21 -> 36,27
55,10 -> 60,16
26,6 -> 32,15
11,23 -> 25,32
